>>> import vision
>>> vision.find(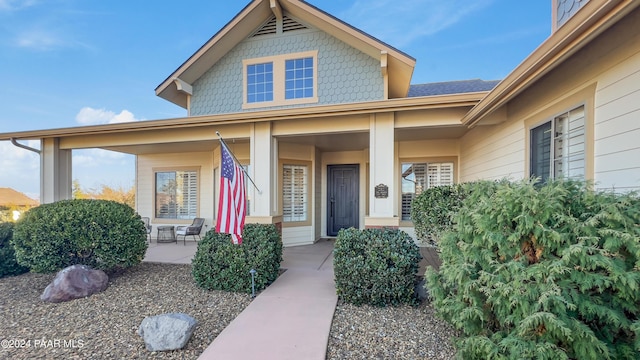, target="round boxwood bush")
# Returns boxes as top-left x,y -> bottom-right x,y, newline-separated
192,223 -> 283,294
334,227 -> 420,306
411,183 -> 467,245
0,222 -> 29,277
427,179 -> 640,359
12,199 -> 148,273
